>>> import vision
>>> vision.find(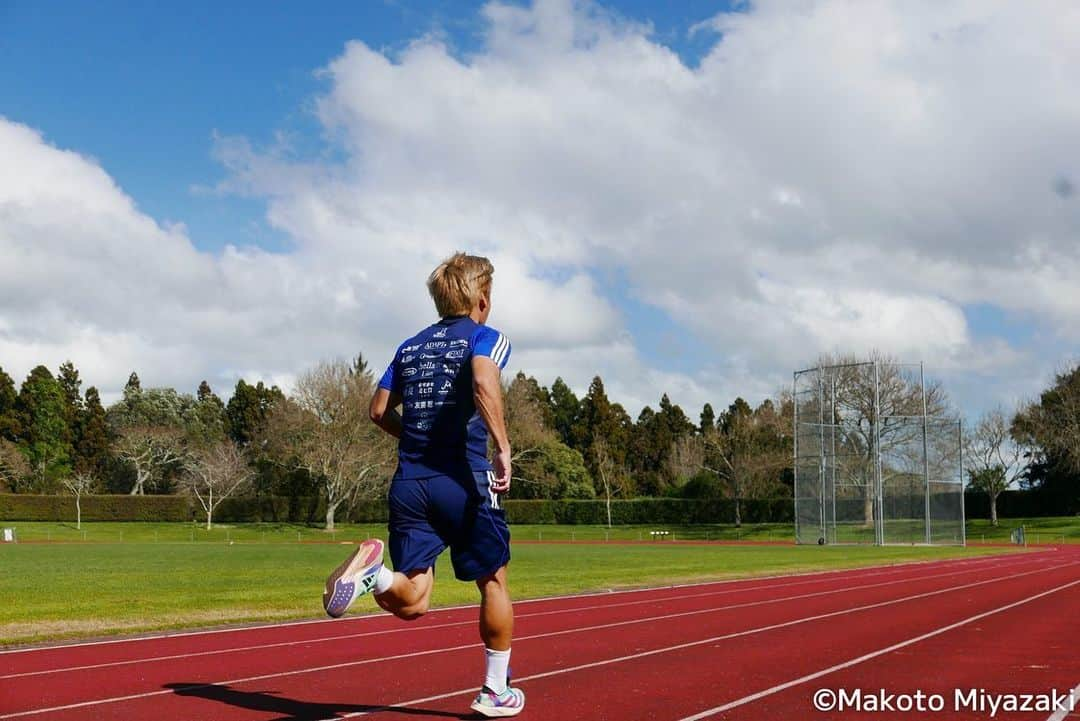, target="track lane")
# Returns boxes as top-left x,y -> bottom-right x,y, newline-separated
0,553 -> 1055,713
0,549 -> 1033,676
1,551 -> 1068,720
718,566 -> 1080,720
